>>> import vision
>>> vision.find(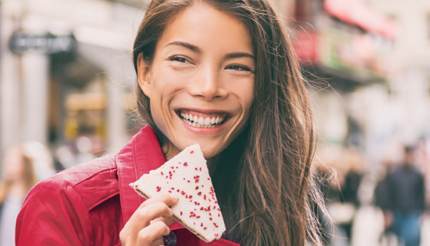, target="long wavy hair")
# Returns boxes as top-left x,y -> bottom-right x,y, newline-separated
133,0 -> 323,245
